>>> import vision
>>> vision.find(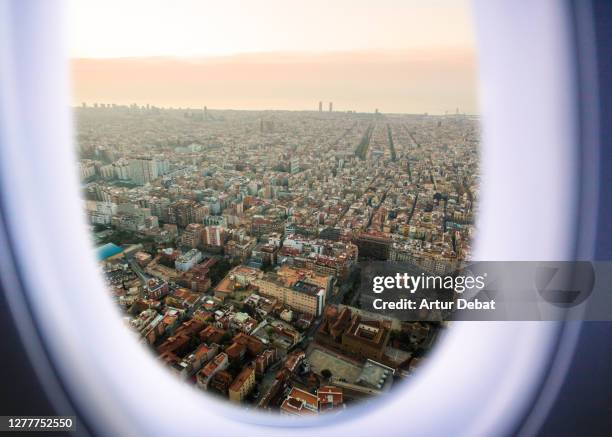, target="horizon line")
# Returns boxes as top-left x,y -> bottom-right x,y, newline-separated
73,104 -> 479,117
